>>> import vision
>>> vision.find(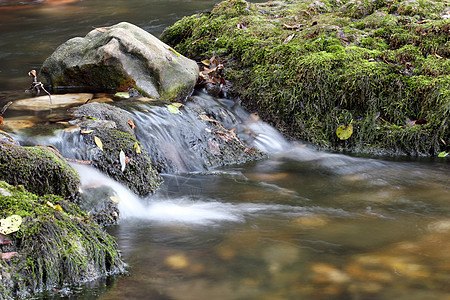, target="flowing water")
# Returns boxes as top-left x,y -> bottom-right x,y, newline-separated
1,1 -> 449,300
